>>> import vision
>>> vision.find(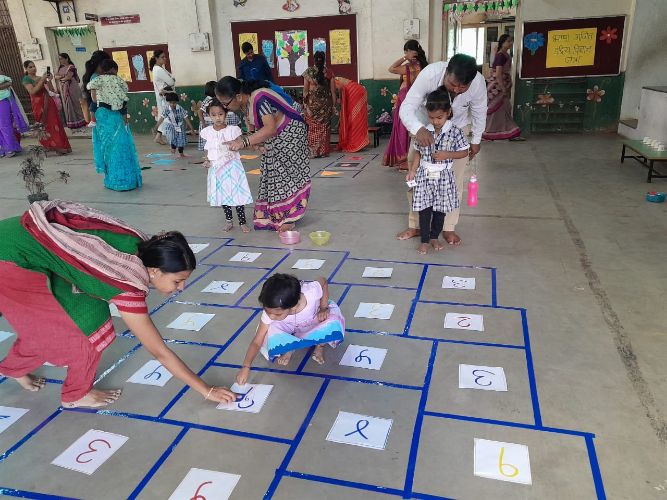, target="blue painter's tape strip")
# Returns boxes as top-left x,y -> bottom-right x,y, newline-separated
282,470 -> 406,497
127,427 -> 188,499
521,309 -> 542,427
418,299 -> 522,311
347,257 -> 493,269
326,251 -> 349,282
94,342 -> 143,384
0,409 -> 62,463
490,267 -> 498,307
172,300 -> 261,311
402,265 -> 428,336
0,488 -> 79,499
410,490 -> 455,500
403,342 -> 438,496
337,284 -> 352,306
422,411 -> 595,438
330,282 -> 418,291
345,328 -> 525,349
586,435 -> 607,499
264,379 -> 330,498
